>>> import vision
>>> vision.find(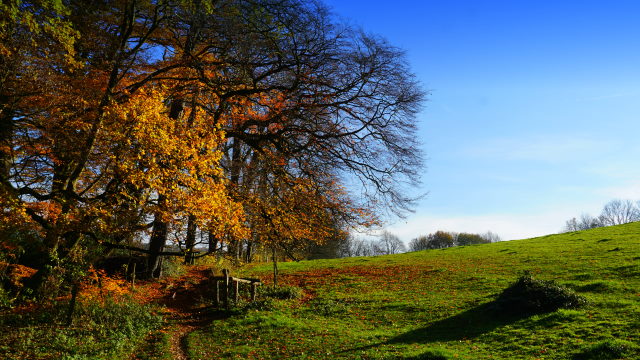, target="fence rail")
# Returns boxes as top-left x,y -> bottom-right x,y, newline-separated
211,269 -> 262,306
